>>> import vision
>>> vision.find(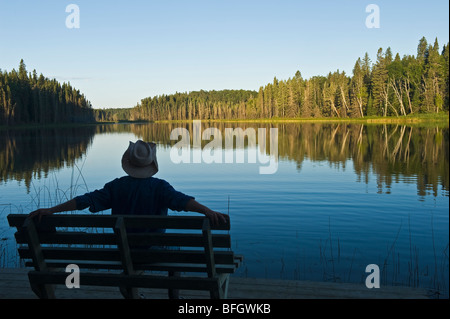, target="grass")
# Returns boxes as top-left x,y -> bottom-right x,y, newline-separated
1,112 -> 447,131
314,216 -> 449,299
0,160 -> 91,268
27,160 -> 89,210
153,112 -> 449,129
234,214 -> 448,297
